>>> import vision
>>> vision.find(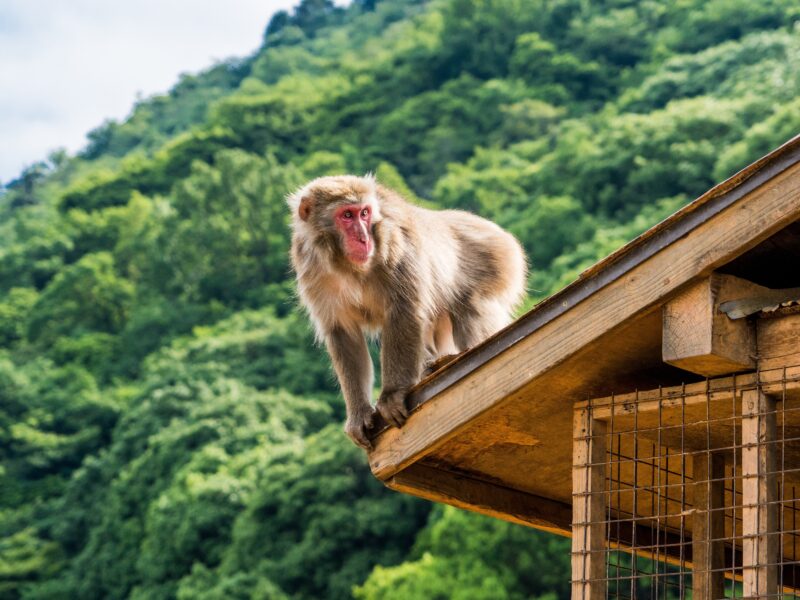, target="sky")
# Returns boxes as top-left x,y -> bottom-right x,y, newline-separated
0,0 -> 301,183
